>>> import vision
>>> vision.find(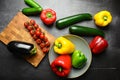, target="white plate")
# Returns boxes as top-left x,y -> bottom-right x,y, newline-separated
48,34 -> 92,78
